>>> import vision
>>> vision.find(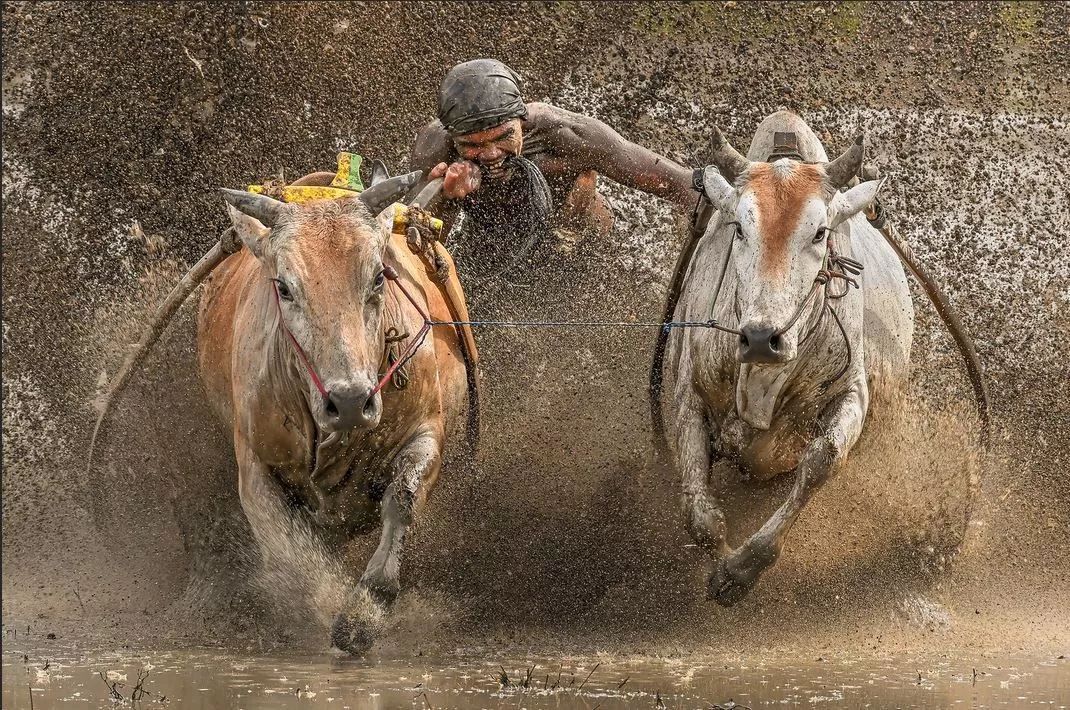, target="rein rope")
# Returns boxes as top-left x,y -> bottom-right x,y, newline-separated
272,282 -> 330,400
270,272 -> 430,403
369,268 -> 433,397
271,223 -> 865,404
